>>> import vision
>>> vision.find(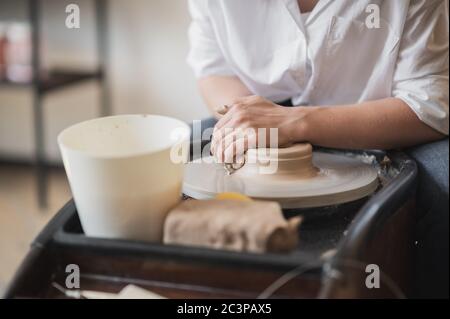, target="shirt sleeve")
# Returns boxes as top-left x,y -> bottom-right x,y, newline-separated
186,0 -> 234,78
392,0 -> 449,135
